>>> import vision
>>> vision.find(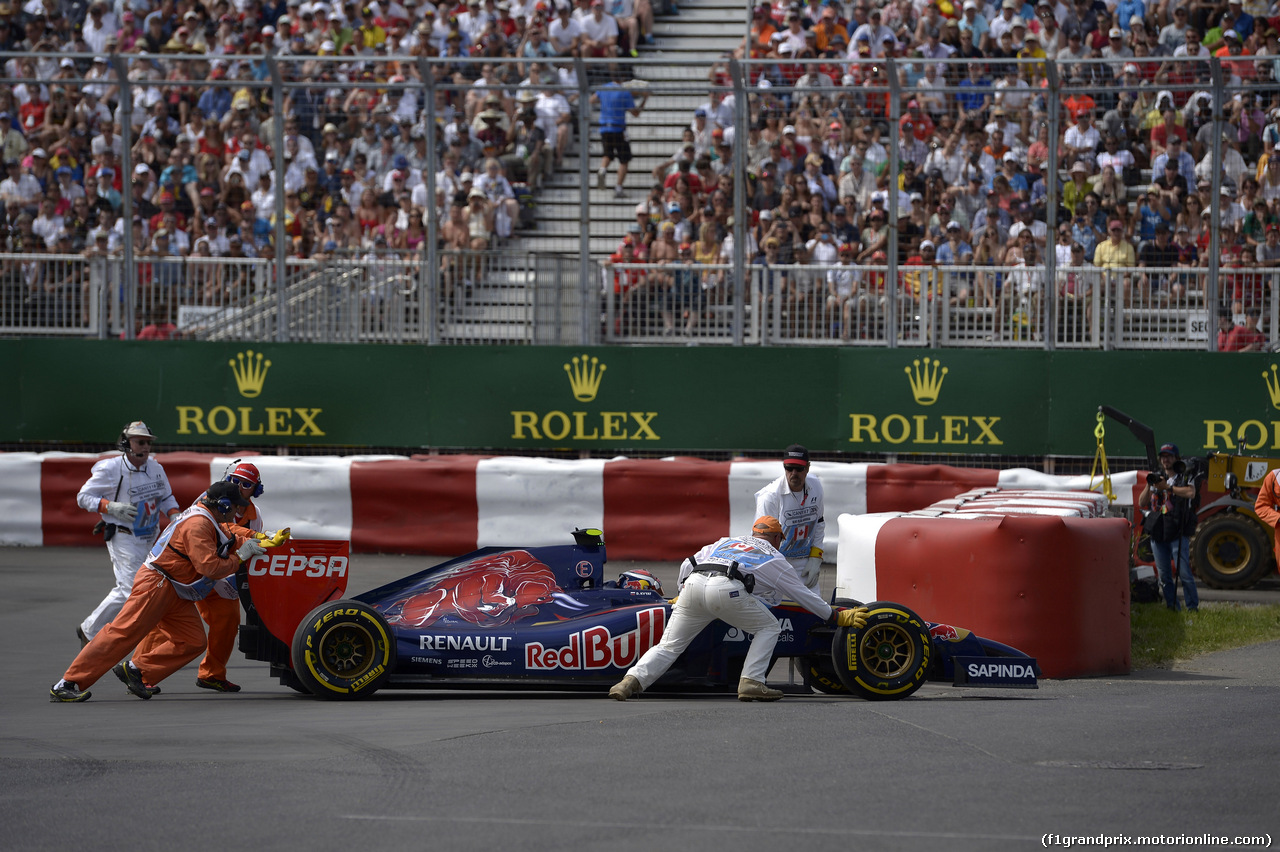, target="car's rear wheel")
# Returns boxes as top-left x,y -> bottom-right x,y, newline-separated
830,601 -> 931,701
291,600 -> 394,700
